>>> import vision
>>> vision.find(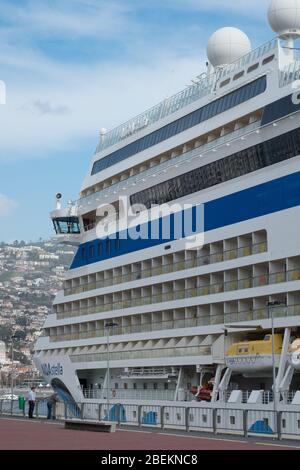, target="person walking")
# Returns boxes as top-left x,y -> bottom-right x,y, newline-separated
47,393 -> 59,420
27,386 -> 36,419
